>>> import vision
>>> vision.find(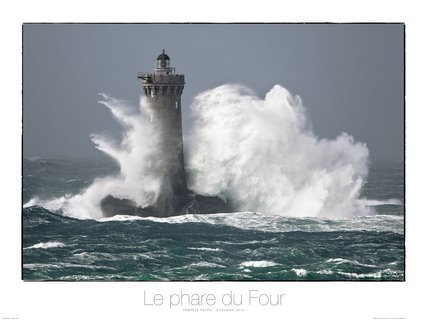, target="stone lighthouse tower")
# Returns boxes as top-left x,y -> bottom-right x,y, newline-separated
137,50 -> 187,210
100,50 -> 232,217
